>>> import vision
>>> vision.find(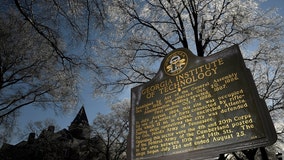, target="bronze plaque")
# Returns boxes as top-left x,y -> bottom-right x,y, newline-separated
128,45 -> 276,160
